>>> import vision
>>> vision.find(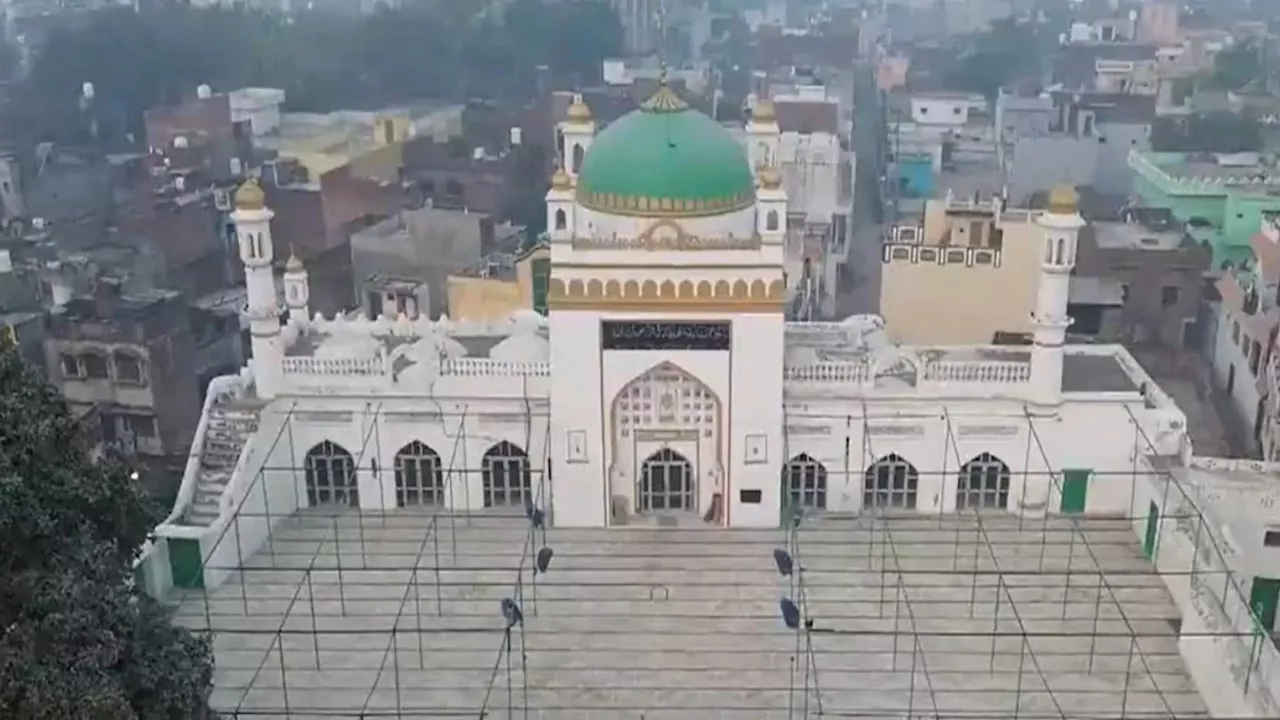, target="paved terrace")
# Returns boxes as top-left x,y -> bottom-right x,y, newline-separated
173,514 -> 1209,719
